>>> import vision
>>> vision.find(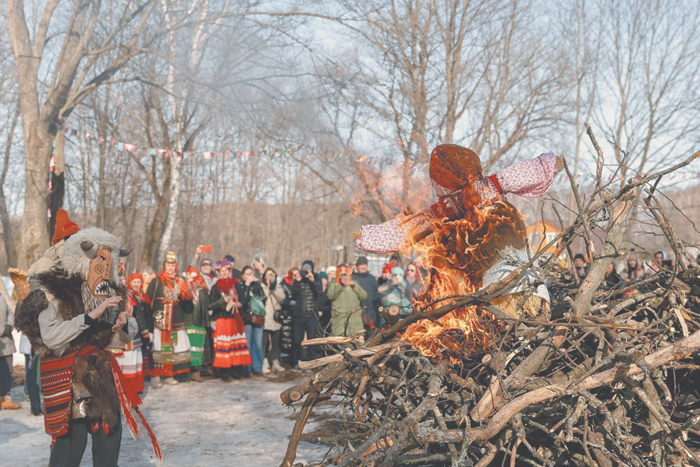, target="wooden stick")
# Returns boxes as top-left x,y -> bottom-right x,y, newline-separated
298,341 -> 406,370
465,327 -> 700,445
